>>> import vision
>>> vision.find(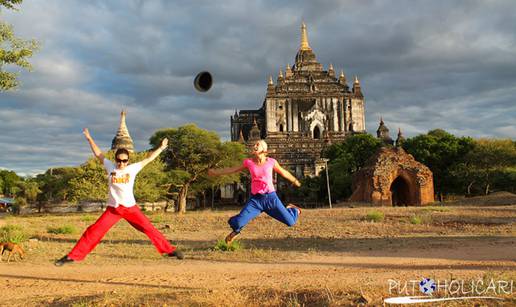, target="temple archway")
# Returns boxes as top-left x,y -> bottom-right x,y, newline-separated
390,176 -> 411,206
313,126 -> 321,139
